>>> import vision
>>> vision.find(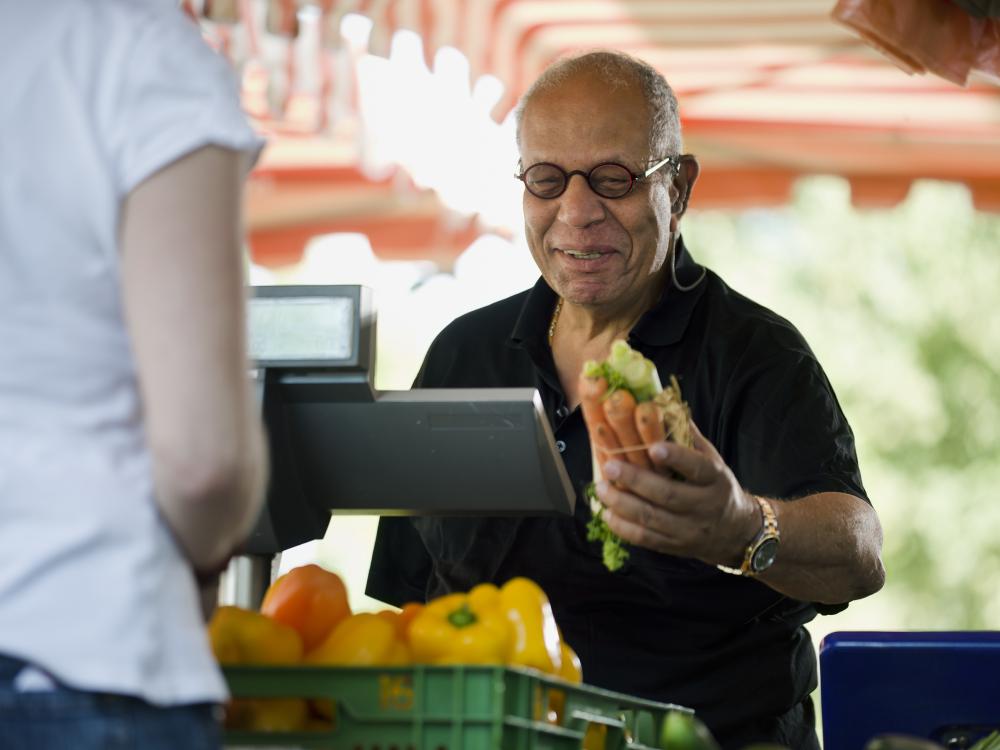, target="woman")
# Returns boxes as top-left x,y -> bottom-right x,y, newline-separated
0,2 -> 268,747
